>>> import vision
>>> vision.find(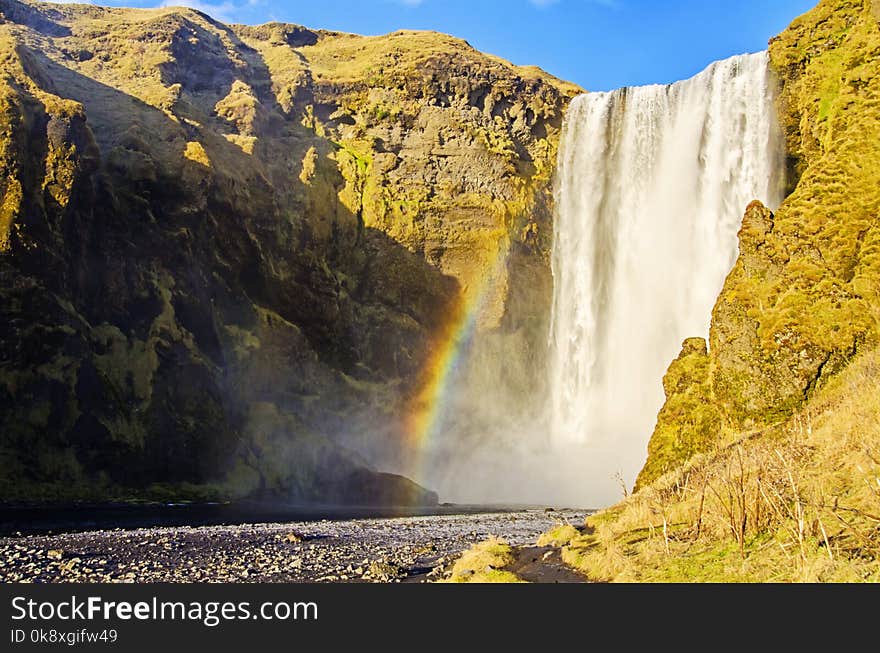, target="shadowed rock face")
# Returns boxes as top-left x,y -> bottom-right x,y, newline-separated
0,1 -> 579,504
639,0 -> 880,488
